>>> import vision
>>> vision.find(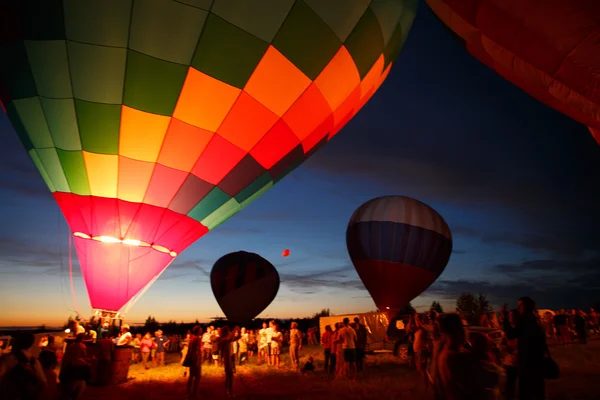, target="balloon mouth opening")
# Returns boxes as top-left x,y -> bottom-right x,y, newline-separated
73,232 -> 178,258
